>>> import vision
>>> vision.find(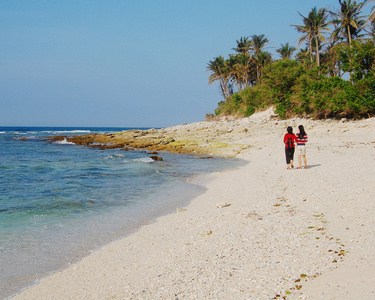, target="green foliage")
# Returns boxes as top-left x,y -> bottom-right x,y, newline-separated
261,60 -> 306,118
216,81 -> 273,117
215,55 -> 375,119
338,41 -> 375,82
208,0 -> 375,120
